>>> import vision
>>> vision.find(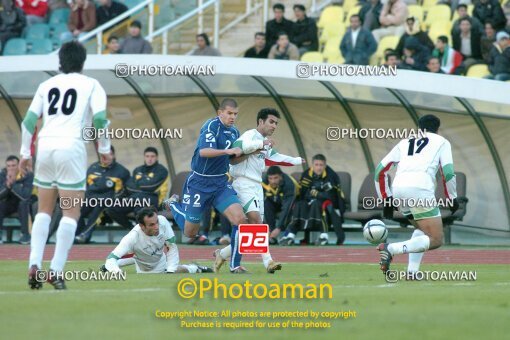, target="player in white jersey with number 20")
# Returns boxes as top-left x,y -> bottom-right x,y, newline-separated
374,114 -> 459,275
19,41 -> 112,290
